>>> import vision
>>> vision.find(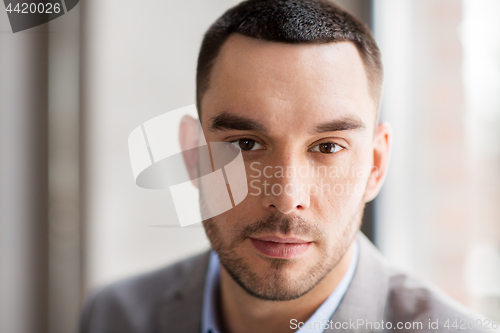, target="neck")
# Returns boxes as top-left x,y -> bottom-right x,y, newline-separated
218,242 -> 356,333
